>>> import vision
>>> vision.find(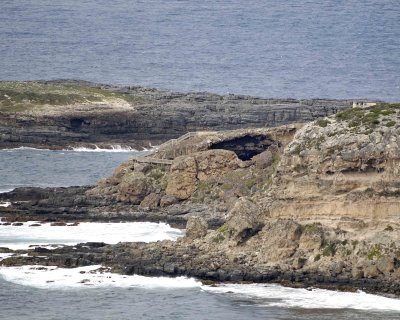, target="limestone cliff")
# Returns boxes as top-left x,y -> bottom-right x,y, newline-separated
86,103 -> 400,291
2,103 -> 400,294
